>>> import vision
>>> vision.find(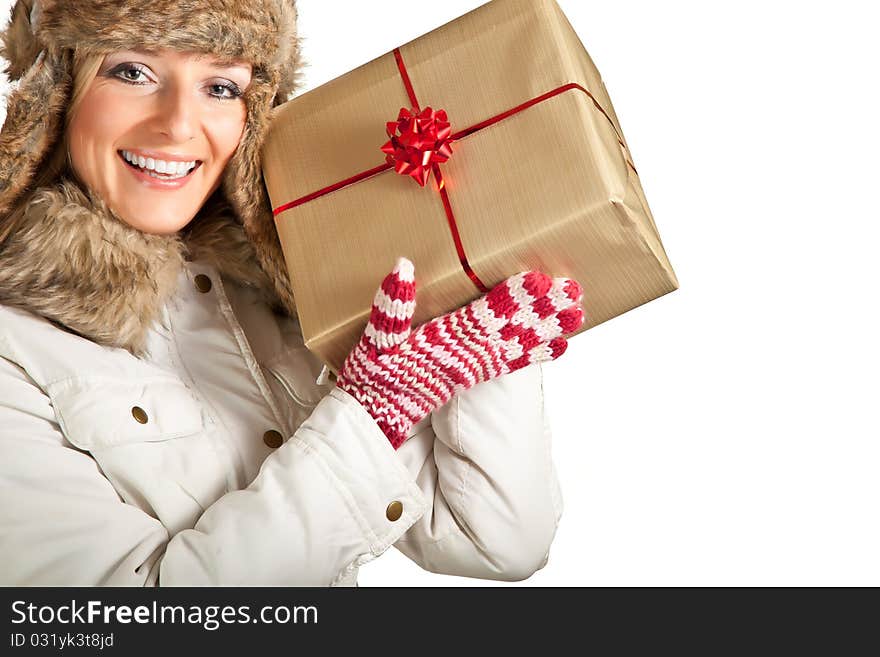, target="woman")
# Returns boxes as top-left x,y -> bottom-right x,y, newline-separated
0,0 -> 584,586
